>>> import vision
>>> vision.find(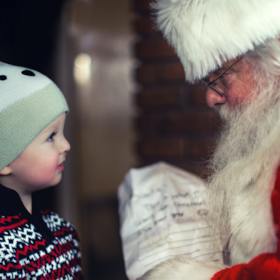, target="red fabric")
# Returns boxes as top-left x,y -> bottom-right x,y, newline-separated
211,166 -> 280,280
